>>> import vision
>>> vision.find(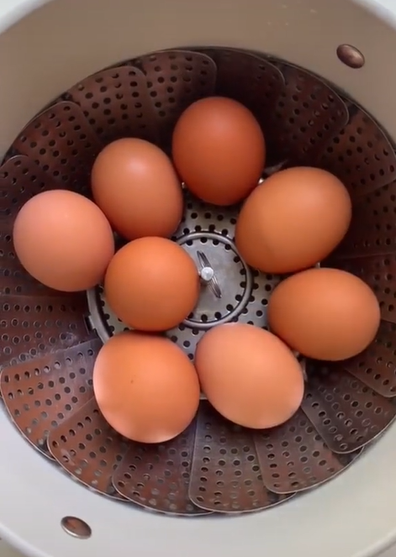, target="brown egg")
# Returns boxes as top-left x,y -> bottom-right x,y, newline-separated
13,190 -> 114,292
195,323 -> 304,429
93,331 -> 200,443
172,97 -> 265,205
91,138 -> 183,240
268,267 -> 381,361
104,237 -> 200,331
235,166 -> 352,273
